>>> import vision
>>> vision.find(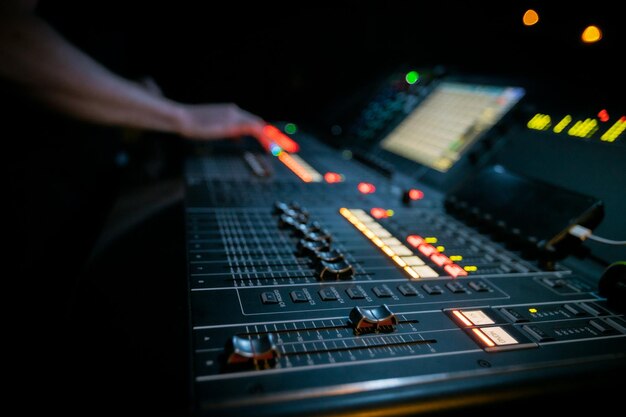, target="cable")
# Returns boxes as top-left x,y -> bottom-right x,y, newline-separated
569,225 -> 626,246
